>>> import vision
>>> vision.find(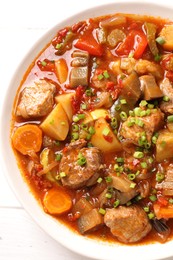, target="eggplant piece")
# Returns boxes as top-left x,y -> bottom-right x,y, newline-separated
110,71 -> 141,121
139,75 -> 163,100
109,172 -> 137,193
144,22 -> 159,56
72,198 -> 93,217
151,219 -> 170,243
107,29 -> 126,47
78,208 -> 104,234
70,66 -> 88,87
71,50 -> 89,67
70,50 -> 89,87
121,71 -> 141,104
